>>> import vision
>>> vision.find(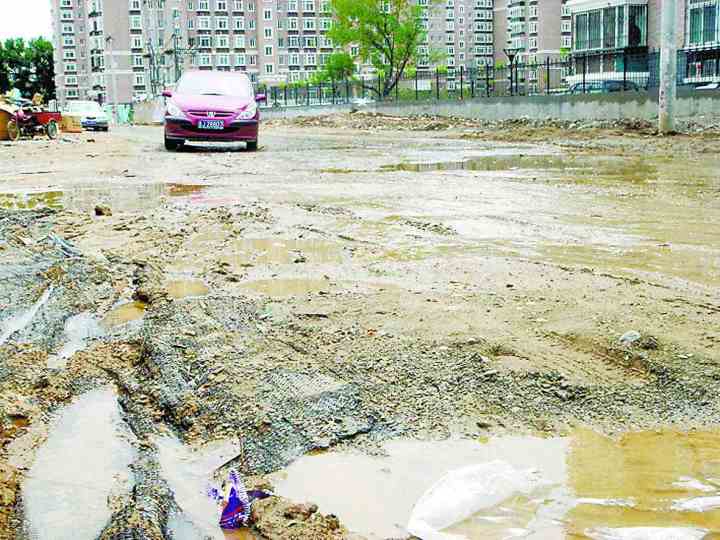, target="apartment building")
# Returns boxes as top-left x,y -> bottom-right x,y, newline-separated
51,0 -> 341,104
50,0 -> 710,105
493,0 -> 572,64
417,0 -> 494,80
